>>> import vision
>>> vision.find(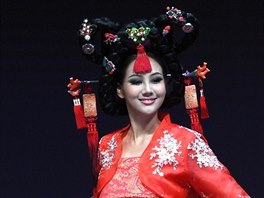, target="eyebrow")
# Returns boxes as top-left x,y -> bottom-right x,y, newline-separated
128,72 -> 163,78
